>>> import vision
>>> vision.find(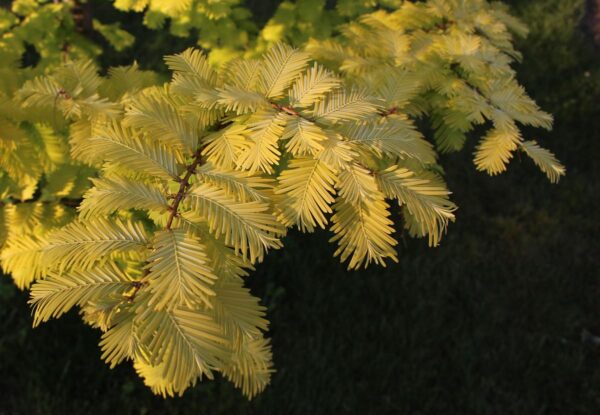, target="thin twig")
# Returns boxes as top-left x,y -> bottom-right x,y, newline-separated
125,147 -> 205,302
124,276 -> 148,302
270,102 -> 315,122
165,148 -> 204,231
380,107 -> 399,117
